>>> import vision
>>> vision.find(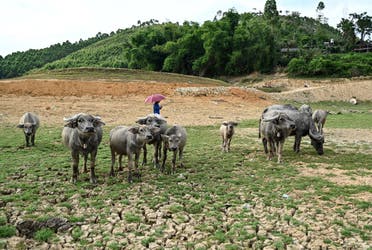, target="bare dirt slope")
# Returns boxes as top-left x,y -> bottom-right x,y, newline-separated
253,77 -> 372,102
0,79 -> 271,126
0,77 -> 371,126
